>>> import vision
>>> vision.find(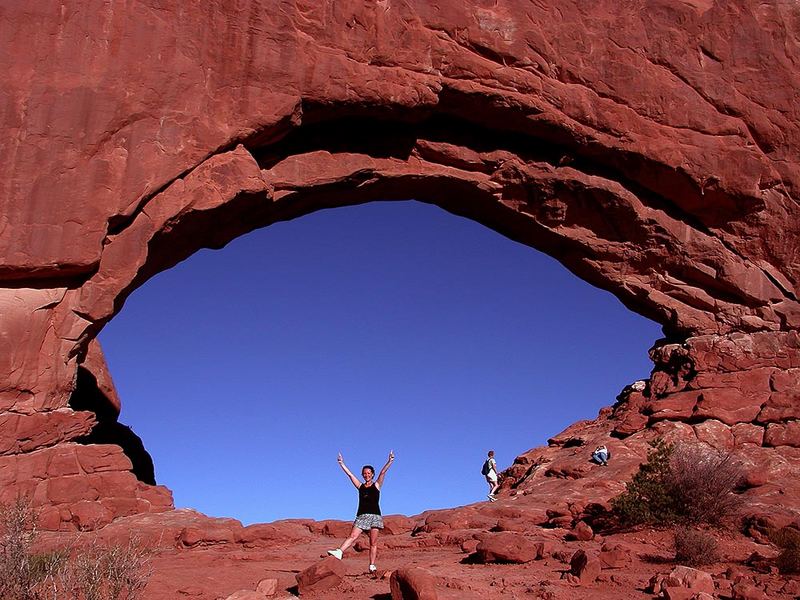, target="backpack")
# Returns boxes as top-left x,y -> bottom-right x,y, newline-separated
481,459 -> 492,476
